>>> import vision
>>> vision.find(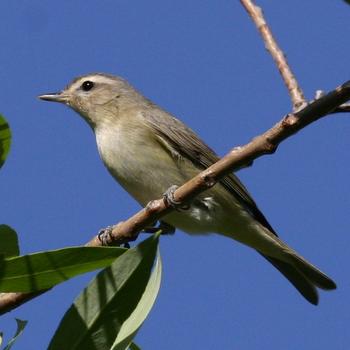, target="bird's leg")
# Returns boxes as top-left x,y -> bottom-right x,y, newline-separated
163,185 -> 190,211
159,221 -> 176,235
98,217 -> 176,249
142,220 -> 176,235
